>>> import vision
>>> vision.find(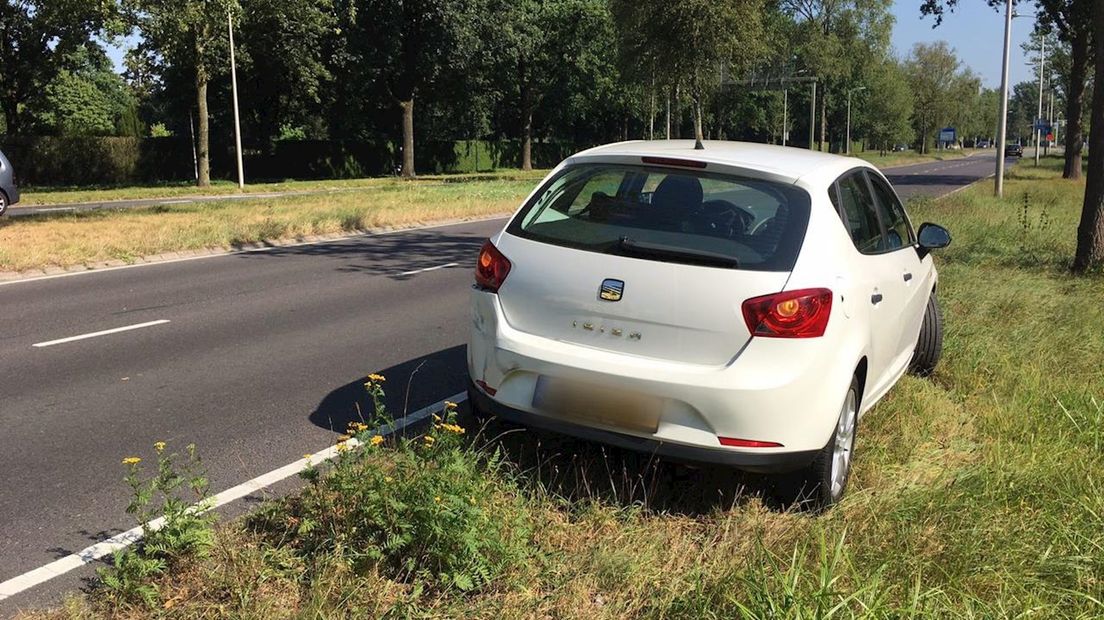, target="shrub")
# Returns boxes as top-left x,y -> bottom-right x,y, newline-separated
251,379 -> 533,593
